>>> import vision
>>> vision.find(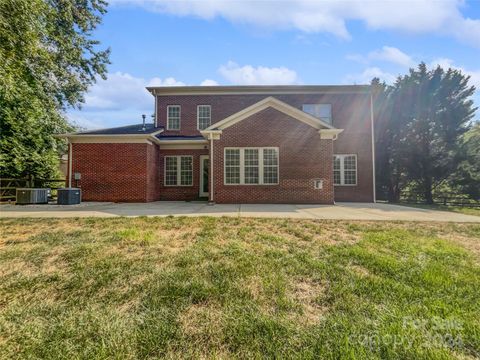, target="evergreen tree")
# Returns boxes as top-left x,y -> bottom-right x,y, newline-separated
374,63 -> 477,203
